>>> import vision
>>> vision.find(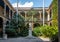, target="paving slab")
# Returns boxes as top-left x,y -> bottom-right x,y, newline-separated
0,37 -> 51,42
